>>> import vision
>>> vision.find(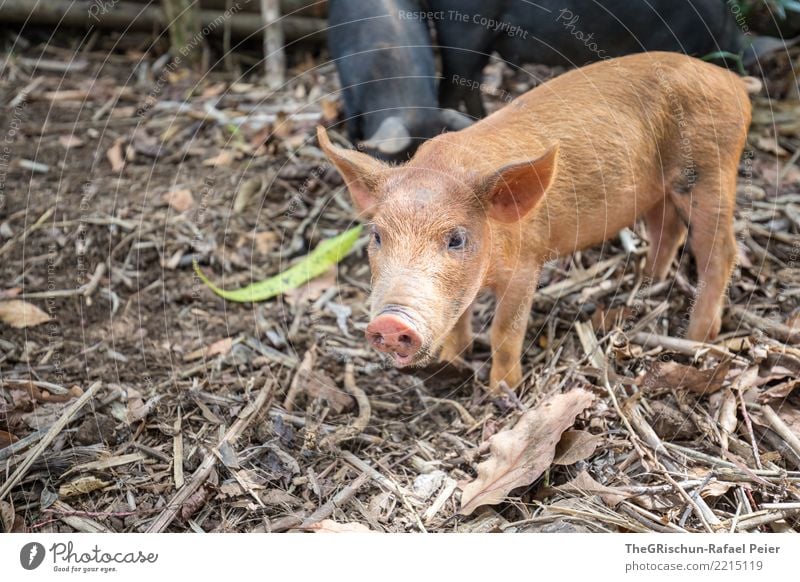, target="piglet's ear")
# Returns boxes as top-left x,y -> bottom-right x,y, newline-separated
482,143 -> 559,223
317,126 -> 389,217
